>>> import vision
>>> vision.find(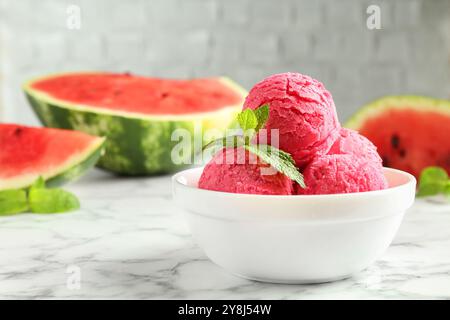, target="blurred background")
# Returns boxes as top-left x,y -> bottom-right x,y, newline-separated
0,0 -> 449,124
